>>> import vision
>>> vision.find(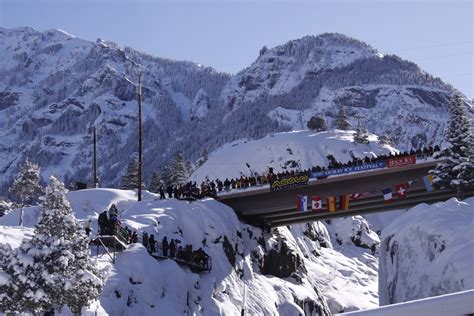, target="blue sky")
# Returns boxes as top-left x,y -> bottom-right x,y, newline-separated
1,0 -> 472,98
